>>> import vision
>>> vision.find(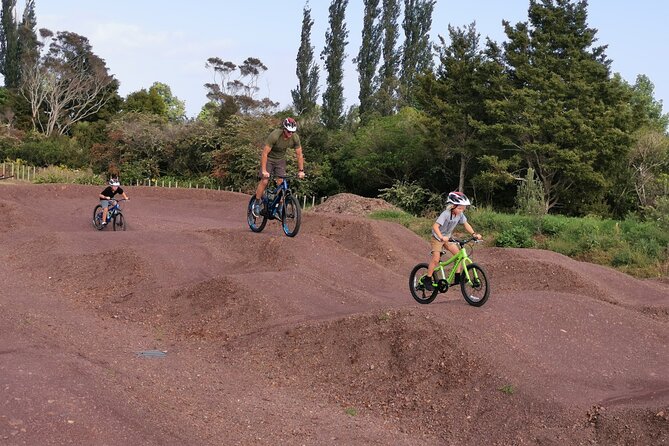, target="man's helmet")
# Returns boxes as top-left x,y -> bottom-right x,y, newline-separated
282,117 -> 298,133
447,191 -> 471,206
109,179 -> 120,187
